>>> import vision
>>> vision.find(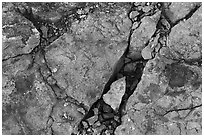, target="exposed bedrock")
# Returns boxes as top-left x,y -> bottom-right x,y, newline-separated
2,2 -> 202,135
